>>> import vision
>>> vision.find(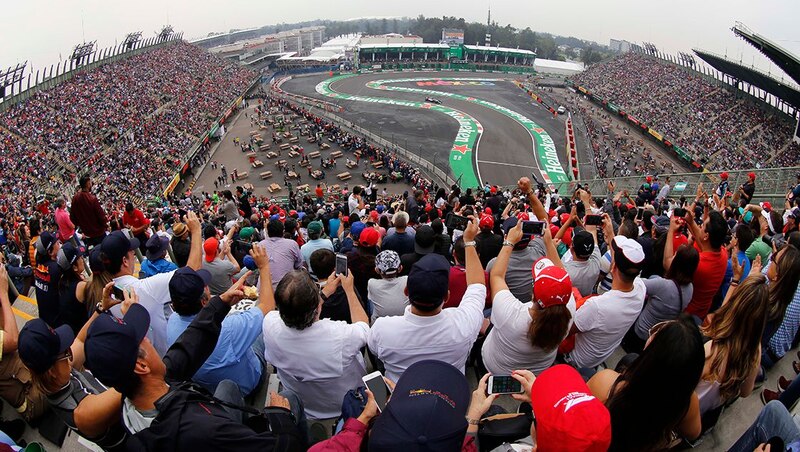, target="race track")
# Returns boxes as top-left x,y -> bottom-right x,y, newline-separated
280,71 -> 580,188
